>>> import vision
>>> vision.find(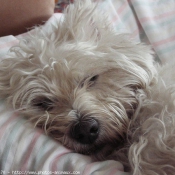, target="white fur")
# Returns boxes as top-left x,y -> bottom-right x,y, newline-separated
0,0 -> 175,174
